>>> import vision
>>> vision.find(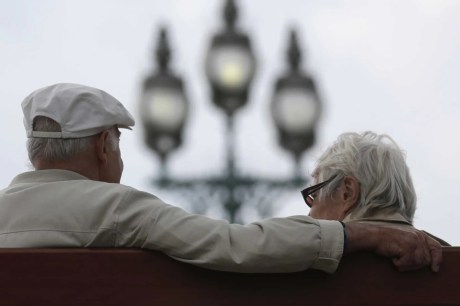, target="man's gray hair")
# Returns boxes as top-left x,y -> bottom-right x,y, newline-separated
313,131 -> 416,223
27,116 -> 119,164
